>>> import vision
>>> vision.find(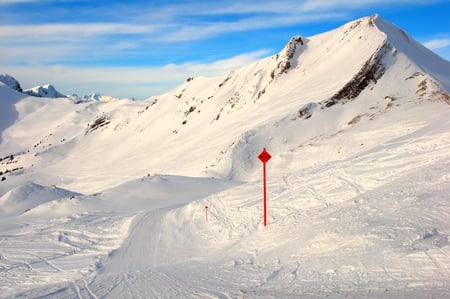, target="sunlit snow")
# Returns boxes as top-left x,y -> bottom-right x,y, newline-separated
1,15 -> 449,298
